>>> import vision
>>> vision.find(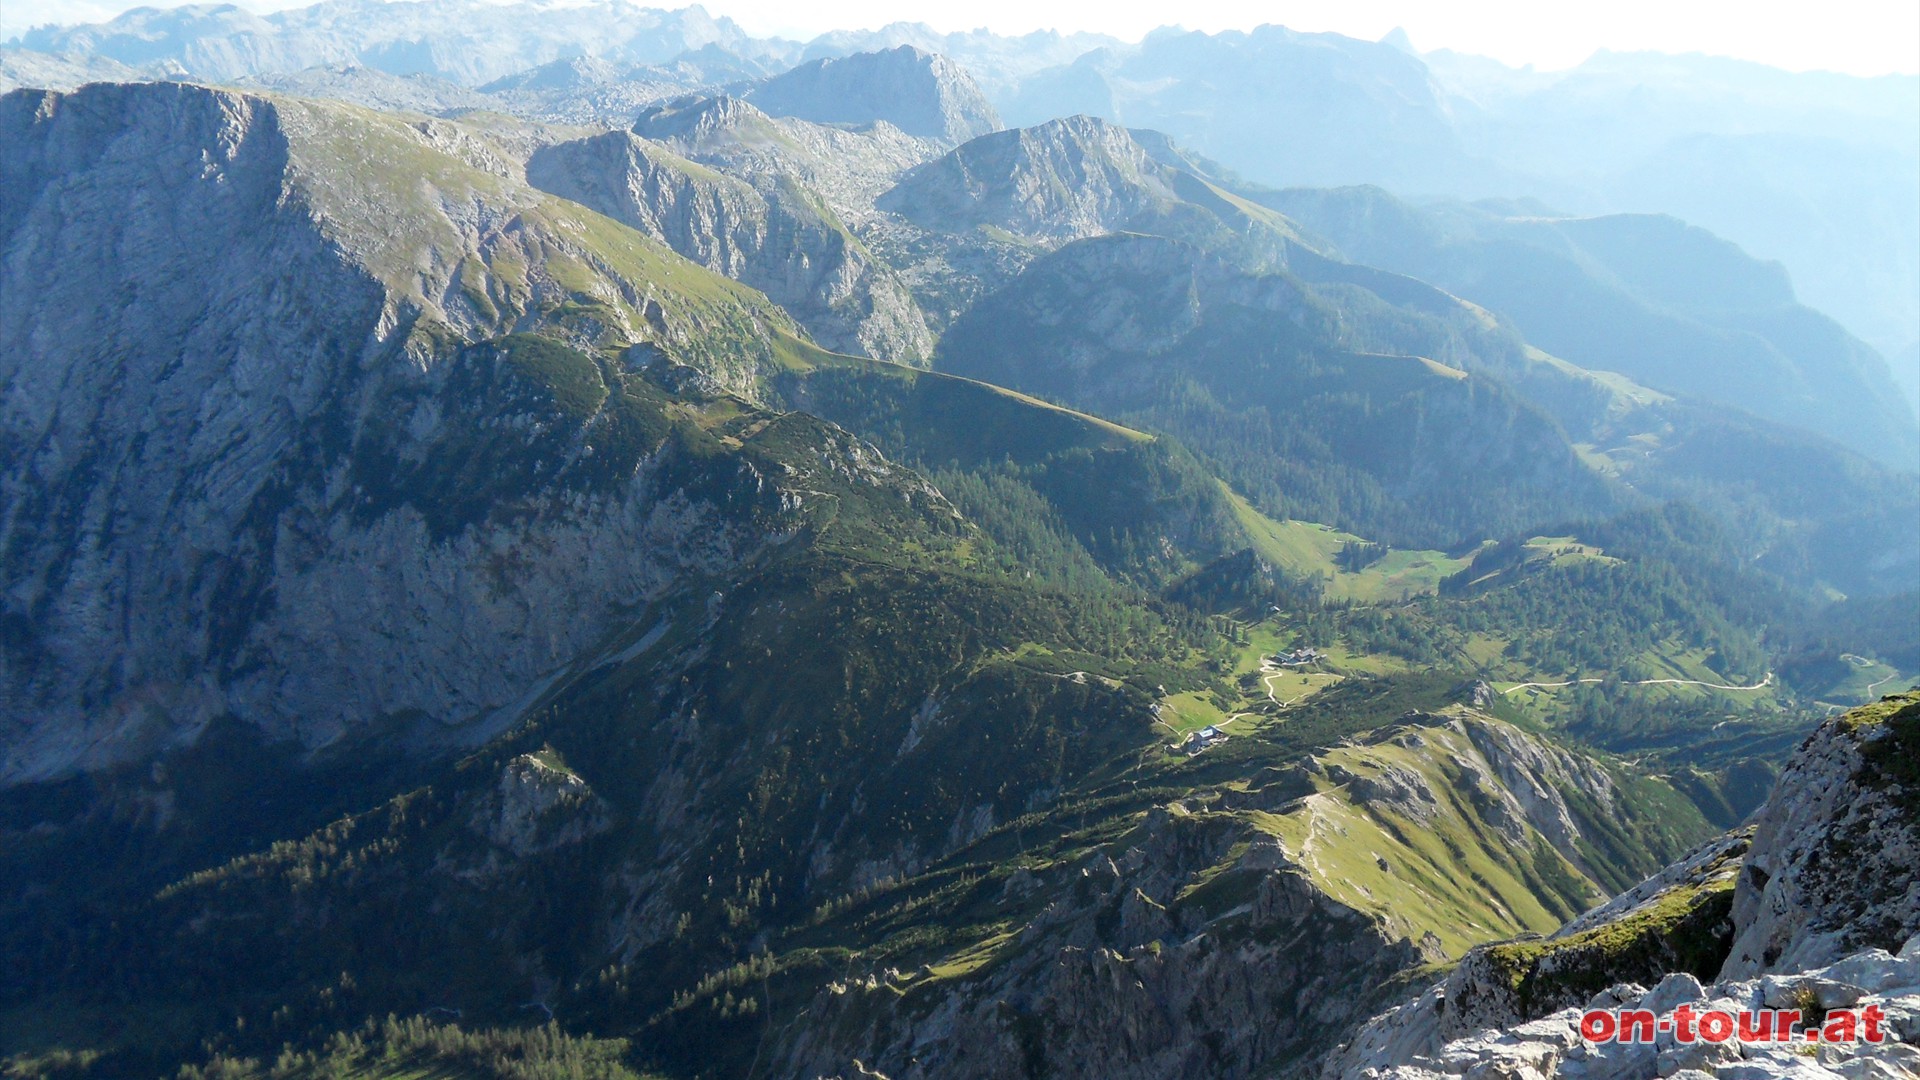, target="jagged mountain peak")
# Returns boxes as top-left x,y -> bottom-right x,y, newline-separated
878,114 -> 1312,265
628,88 -> 950,234
878,114 -> 1176,239
630,90 -> 782,145
971,111 -> 1158,168
739,43 -> 1000,144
